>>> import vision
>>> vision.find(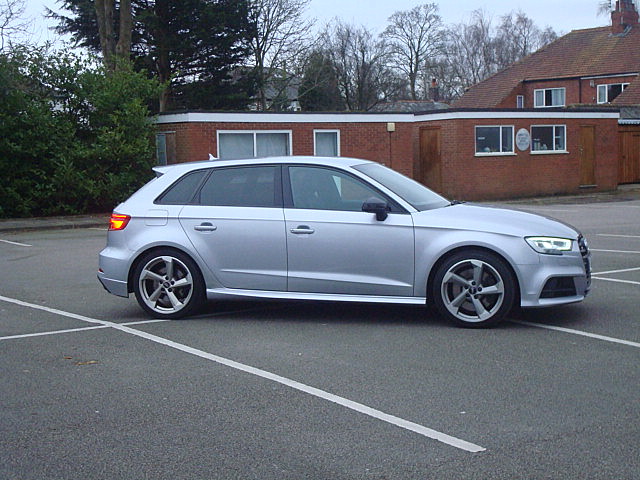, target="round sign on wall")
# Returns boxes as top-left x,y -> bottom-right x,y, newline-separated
516,128 -> 531,151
